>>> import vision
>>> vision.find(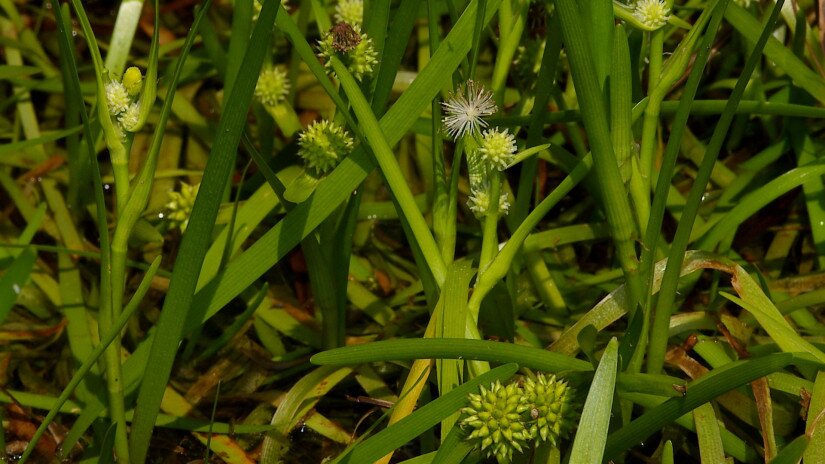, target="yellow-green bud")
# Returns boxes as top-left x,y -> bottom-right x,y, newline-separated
122,66 -> 143,97
255,66 -> 290,107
